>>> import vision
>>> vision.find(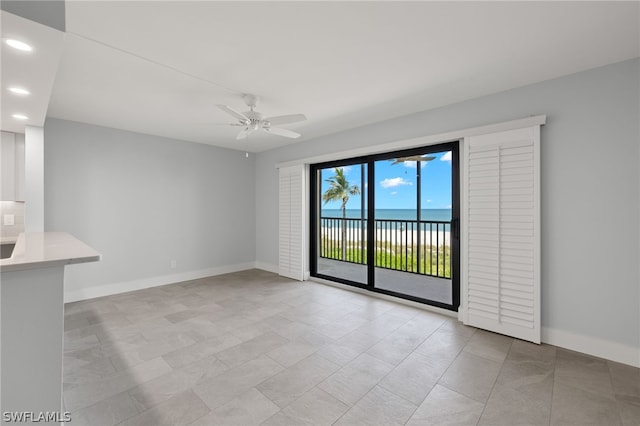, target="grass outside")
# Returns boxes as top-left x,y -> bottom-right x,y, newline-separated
320,239 -> 451,278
